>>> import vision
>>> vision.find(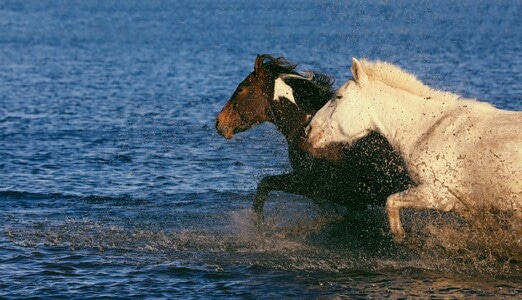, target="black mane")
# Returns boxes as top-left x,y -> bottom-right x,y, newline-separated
285,72 -> 335,111
260,55 -> 335,111
262,55 -> 299,76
